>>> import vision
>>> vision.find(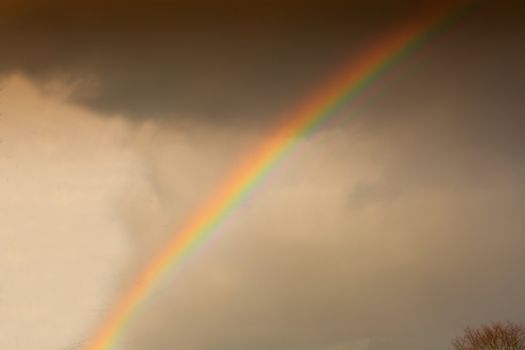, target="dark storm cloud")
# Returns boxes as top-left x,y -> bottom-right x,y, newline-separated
0,0 -> 501,123
0,0 -> 373,120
